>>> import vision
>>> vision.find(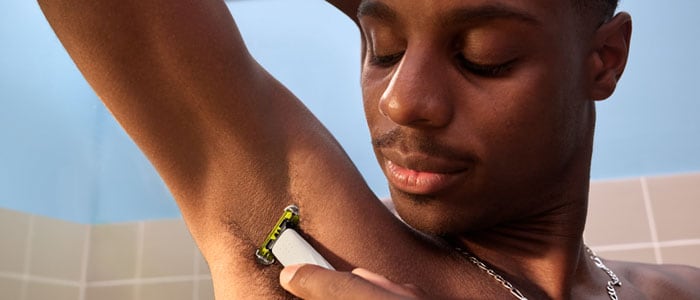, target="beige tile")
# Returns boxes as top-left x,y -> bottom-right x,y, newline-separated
660,245 -> 700,268
25,281 -> 80,300
196,250 -> 210,276
0,208 -> 30,273
138,281 -> 193,300
584,178 -> 652,246
85,284 -> 137,300
28,215 -> 88,281
0,276 -> 24,300
198,279 -> 214,300
646,173 -> 700,241
87,223 -> 139,282
141,219 -> 195,278
595,247 -> 657,264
